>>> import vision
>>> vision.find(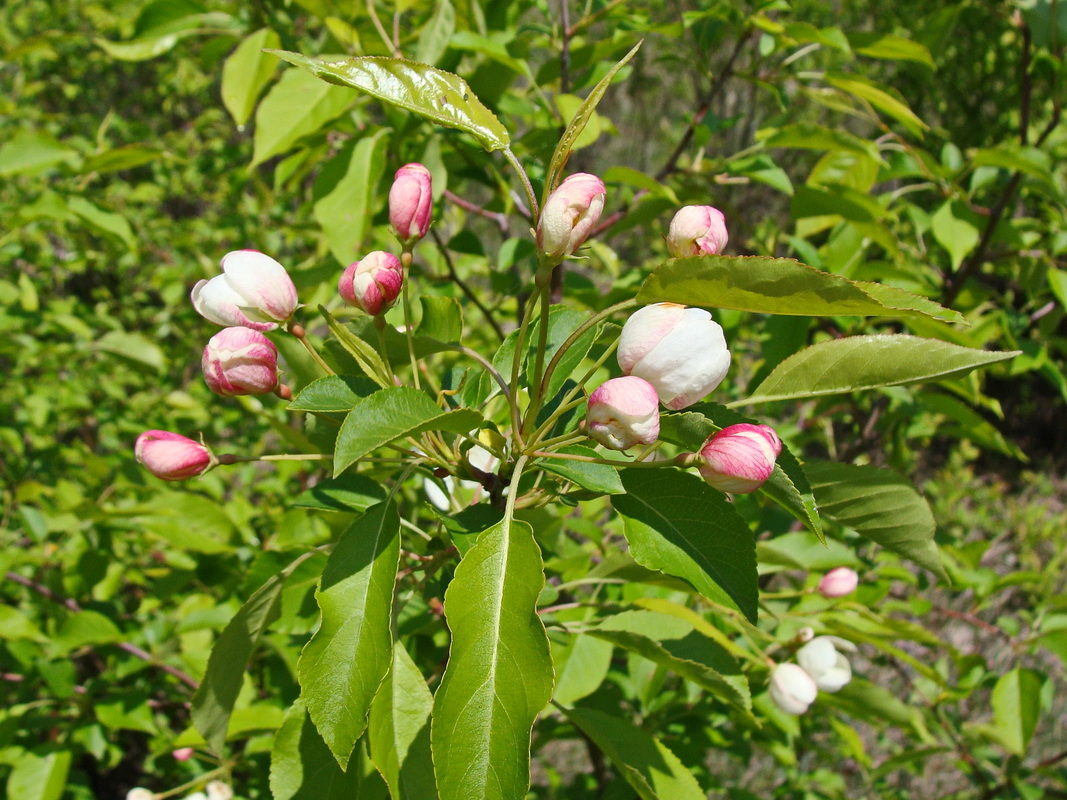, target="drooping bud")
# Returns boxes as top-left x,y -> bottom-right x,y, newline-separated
697,424 -> 781,494
389,163 -> 433,244
135,431 -> 217,482
666,205 -> 729,258
768,663 -> 818,716
172,747 -> 195,761
617,303 -> 731,410
818,567 -> 859,598
202,327 -> 279,397
338,251 -> 404,315
586,376 -> 660,451
796,636 -> 854,693
536,172 -> 606,261
191,250 -> 298,332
